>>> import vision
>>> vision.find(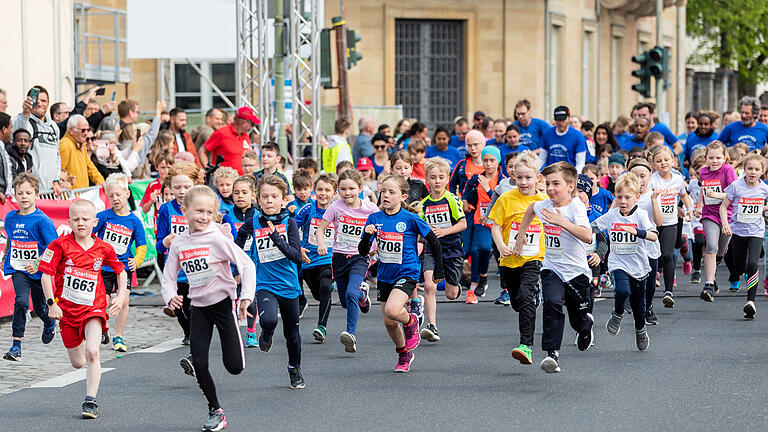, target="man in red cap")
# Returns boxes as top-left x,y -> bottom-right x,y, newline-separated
199,106 -> 260,174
